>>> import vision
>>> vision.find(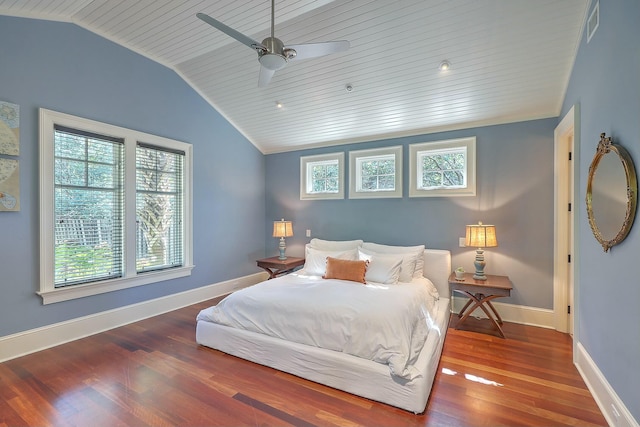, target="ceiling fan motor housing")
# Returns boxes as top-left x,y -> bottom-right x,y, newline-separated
259,37 -> 294,70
